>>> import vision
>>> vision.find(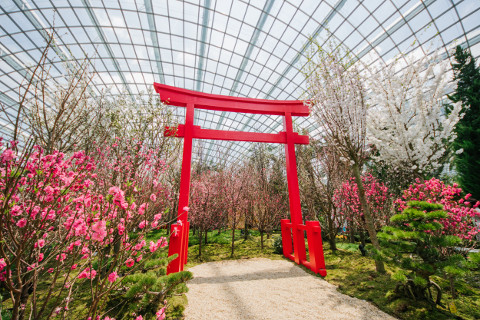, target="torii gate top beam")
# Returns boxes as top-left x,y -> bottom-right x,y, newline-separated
153,82 -> 309,116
